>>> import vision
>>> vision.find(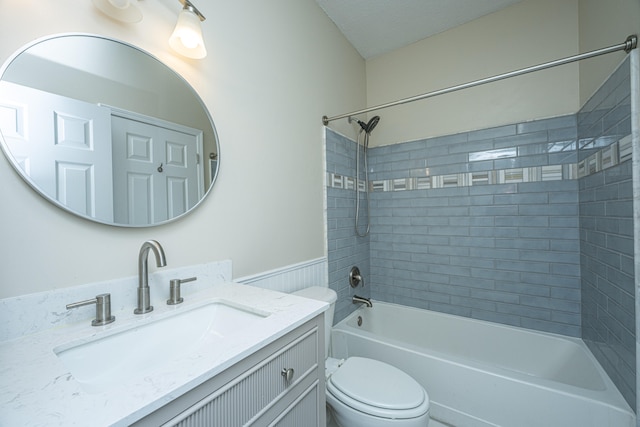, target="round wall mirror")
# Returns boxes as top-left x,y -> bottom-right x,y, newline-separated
0,34 -> 219,227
